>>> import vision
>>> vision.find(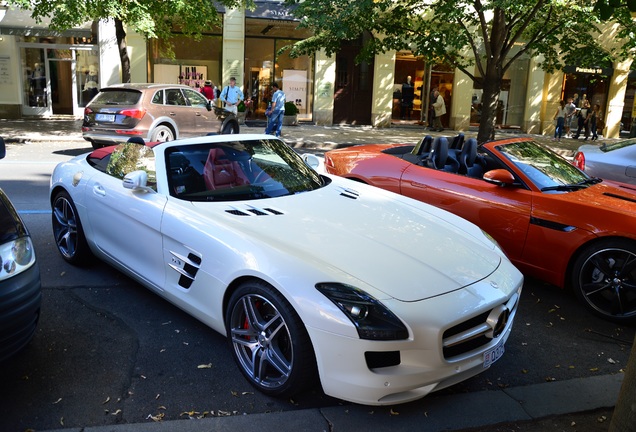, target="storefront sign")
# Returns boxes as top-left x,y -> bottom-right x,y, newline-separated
564,65 -> 613,76
283,69 -> 307,110
0,55 -> 11,85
